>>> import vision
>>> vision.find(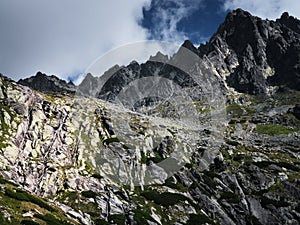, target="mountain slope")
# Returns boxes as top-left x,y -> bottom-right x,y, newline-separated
0,8 -> 300,225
